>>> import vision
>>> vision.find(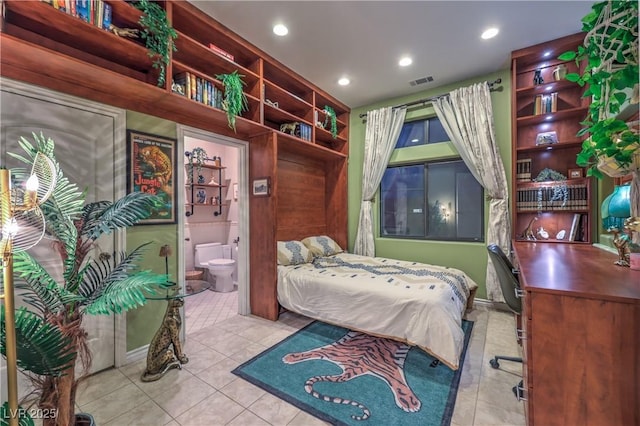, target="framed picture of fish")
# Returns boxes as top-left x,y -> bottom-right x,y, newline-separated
127,130 -> 177,224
